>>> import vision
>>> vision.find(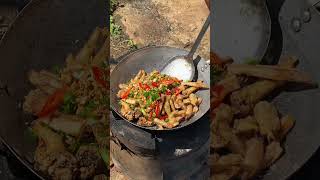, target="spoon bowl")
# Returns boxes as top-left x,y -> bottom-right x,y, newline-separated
161,14 -> 210,81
